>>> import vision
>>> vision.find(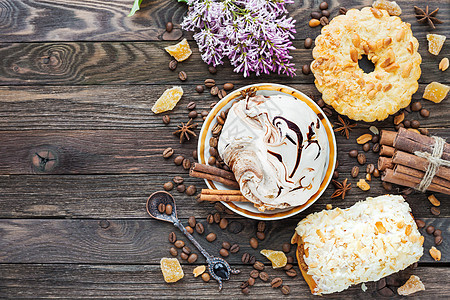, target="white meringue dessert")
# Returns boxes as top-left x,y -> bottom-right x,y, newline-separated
218,93 -> 329,211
